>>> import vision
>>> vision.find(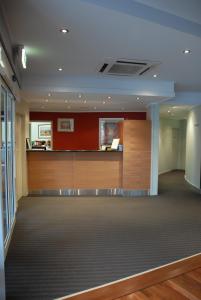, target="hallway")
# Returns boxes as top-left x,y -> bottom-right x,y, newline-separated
5,171 -> 201,300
